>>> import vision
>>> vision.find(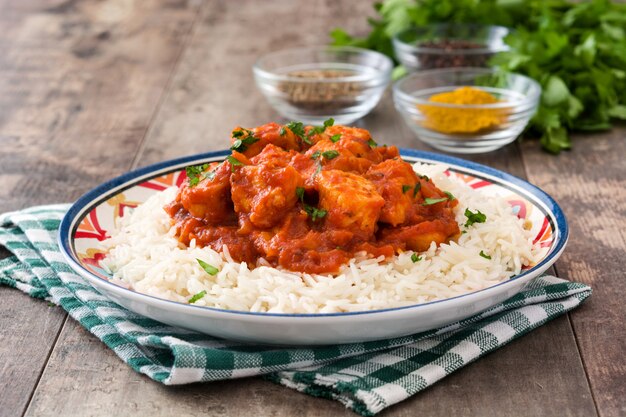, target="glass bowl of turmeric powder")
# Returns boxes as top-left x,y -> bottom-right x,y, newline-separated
392,68 -> 541,153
